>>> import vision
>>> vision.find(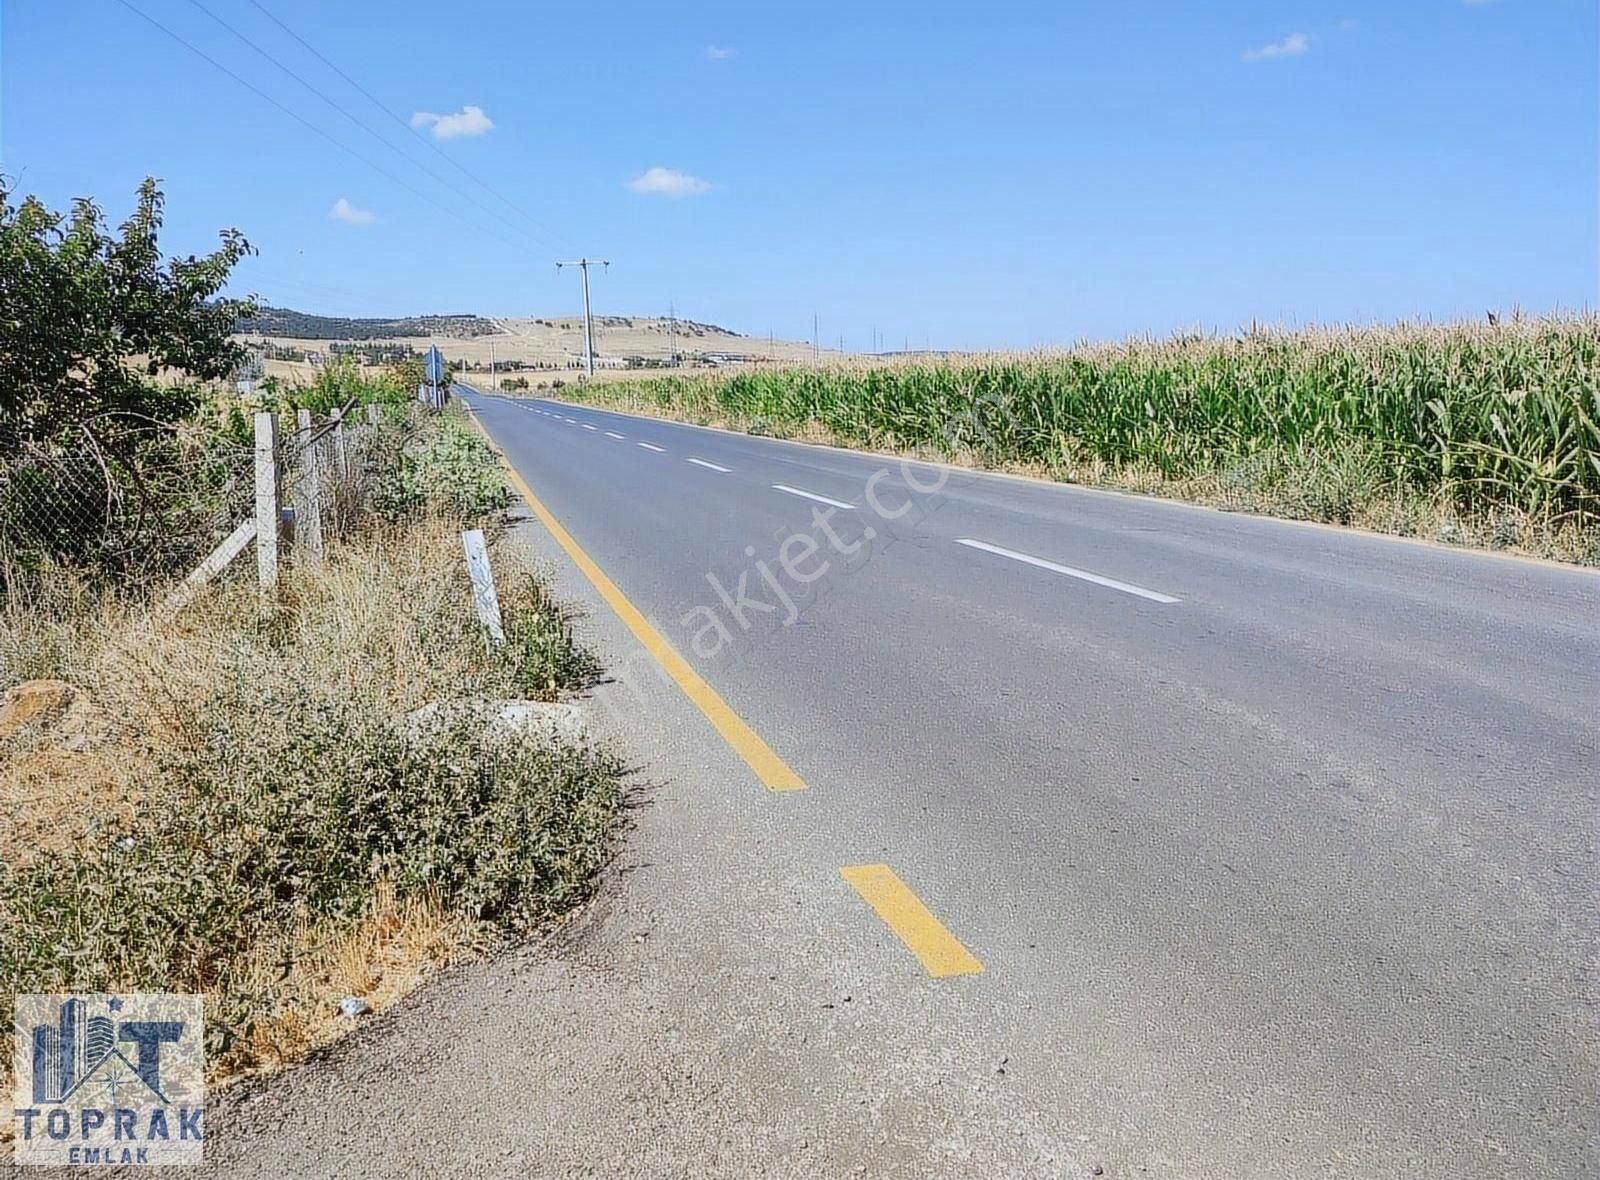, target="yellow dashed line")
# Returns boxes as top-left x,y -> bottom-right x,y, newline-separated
468,404 -> 807,792
840,864 -> 984,977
